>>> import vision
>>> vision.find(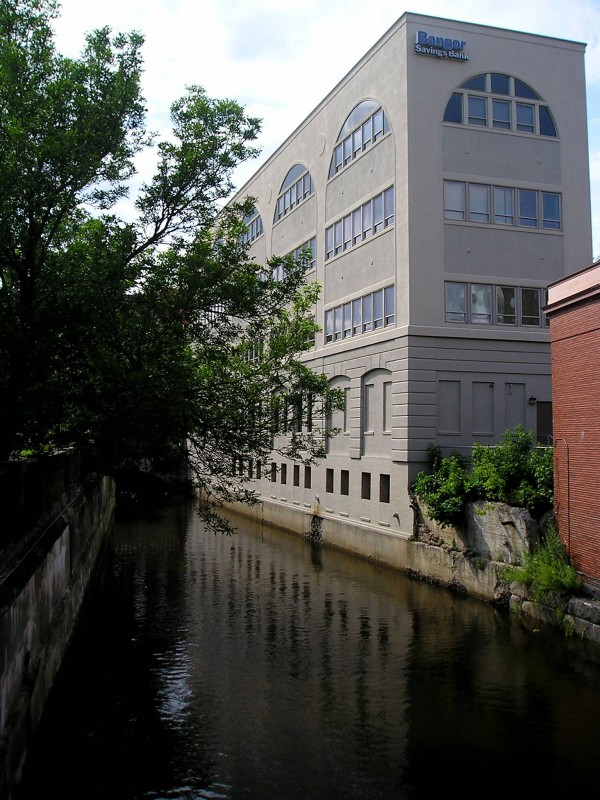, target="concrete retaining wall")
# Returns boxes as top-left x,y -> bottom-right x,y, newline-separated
0,471 -> 115,800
